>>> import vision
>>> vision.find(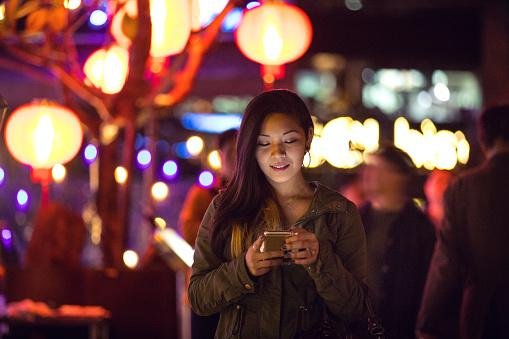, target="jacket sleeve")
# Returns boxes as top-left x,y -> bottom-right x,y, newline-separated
416,182 -> 463,335
188,200 -> 257,316
307,200 -> 369,321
